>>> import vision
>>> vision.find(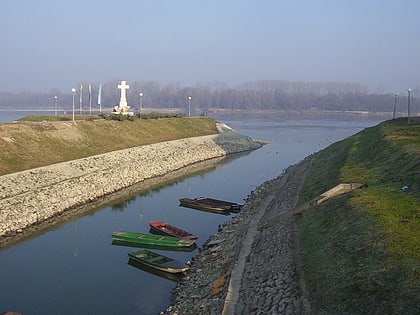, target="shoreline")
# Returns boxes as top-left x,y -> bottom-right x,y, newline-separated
163,154 -> 316,314
0,123 -> 262,246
